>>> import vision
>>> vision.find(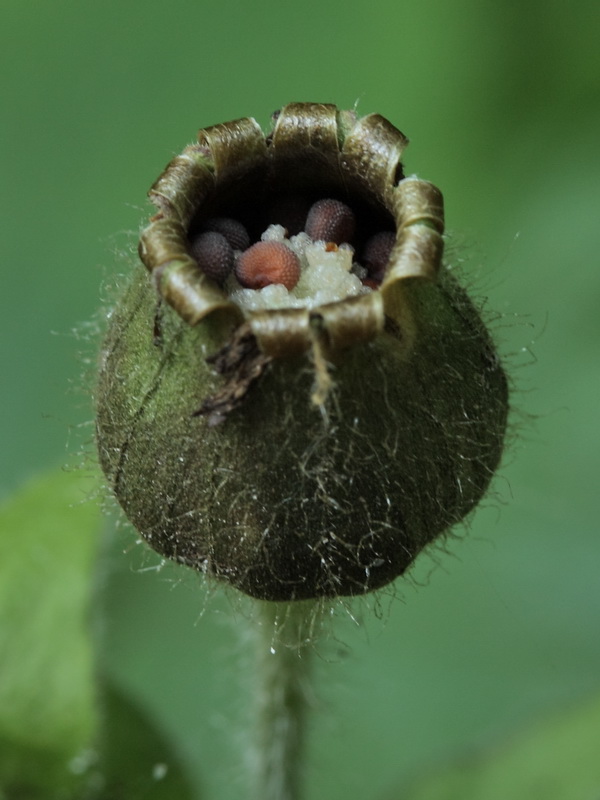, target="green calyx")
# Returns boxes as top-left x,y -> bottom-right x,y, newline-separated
95,103 -> 508,601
